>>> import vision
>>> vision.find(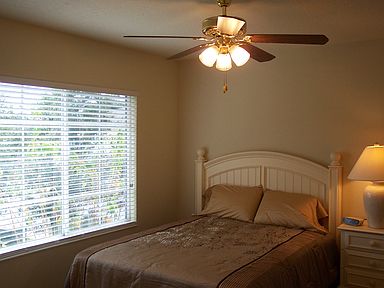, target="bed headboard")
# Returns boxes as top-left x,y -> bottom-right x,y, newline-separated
195,149 -> 343,235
